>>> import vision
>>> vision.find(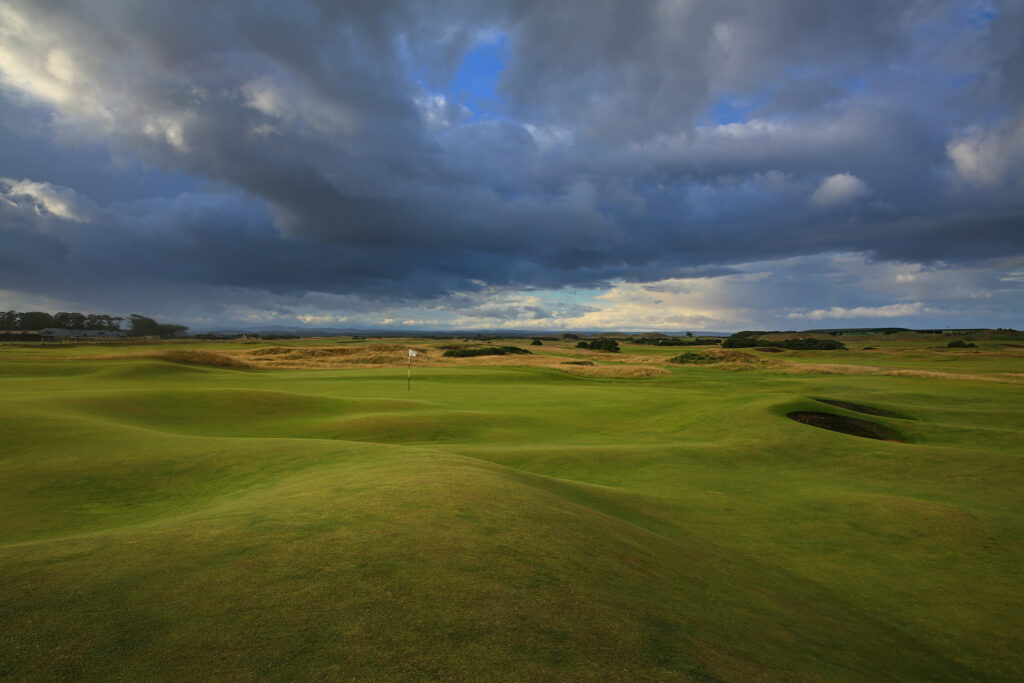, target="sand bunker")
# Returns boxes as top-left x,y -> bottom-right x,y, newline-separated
787,411 -> 903,441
